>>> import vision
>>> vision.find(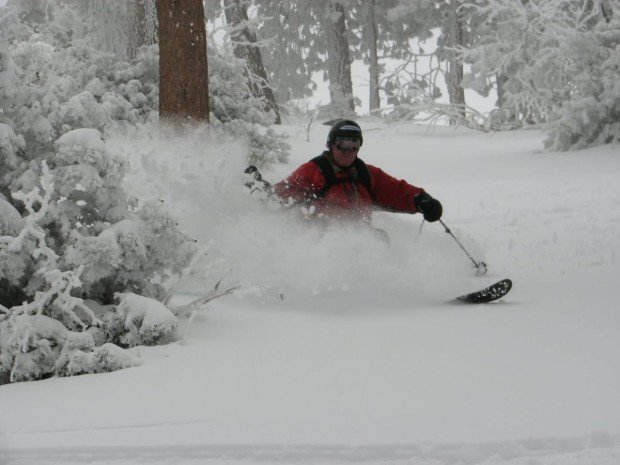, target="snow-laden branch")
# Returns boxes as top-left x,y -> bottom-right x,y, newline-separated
6,161 -> 101,328
8,161 -> 57,263
460,0 -> 619,135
